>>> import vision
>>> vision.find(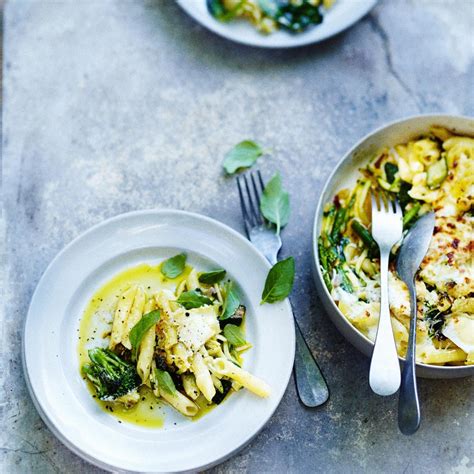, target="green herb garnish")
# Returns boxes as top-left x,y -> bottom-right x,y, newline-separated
223,324 -> 247,347
261,256 -> 295,304
129,310 -> 161,360
260,172 -> 290,235
221,281 -> 240,320
176,290 -> 213,310
161,253 -> 187,279
223,140 -> 264,175
198,269 -> 227,285
154,368 -> 176,395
